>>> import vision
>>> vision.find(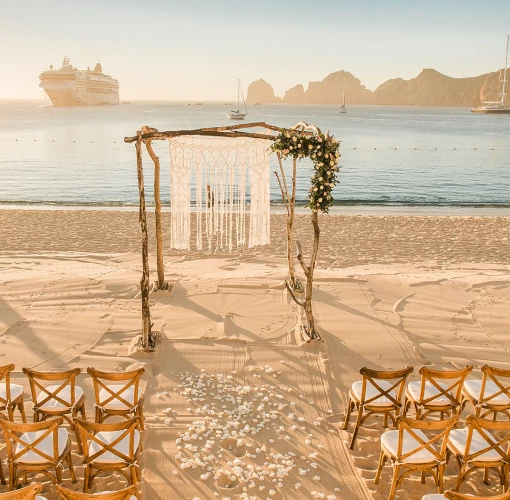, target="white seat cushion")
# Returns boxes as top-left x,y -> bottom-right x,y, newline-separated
99,385 -> 138,409
15,428 -> 69,464
463,379 -> 510,405
407,381 -> 452,406
448,428 -> 502,462
422,495 -> 446,500
36,385 -> 84,410
381,429 -> 437,464
36,496 -> 48,500
0,382 -> 24,402
351,380 -> 397,407
89,429 -> 140,463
